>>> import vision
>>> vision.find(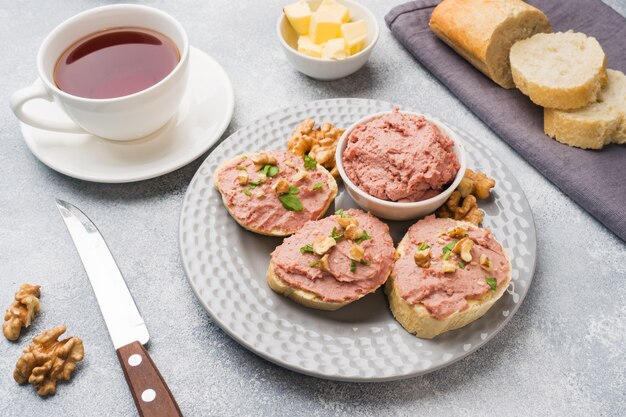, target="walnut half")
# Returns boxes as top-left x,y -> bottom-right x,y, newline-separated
437,169 -> 495,225
14,325 -> 84,396
3,283 -> 41,341
287,119 -> 344,178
